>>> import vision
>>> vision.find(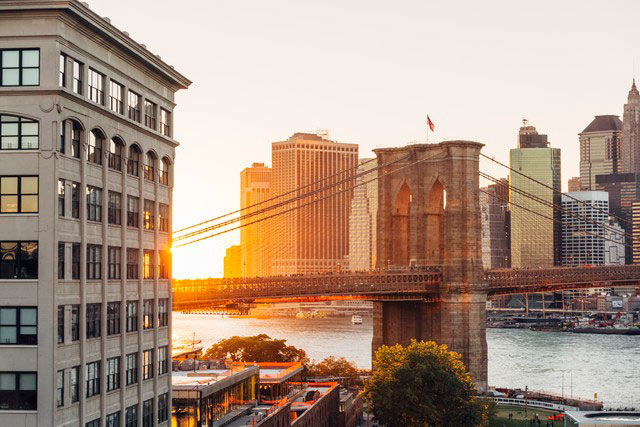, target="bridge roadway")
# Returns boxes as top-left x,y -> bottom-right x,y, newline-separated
172,264 -> 640,309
